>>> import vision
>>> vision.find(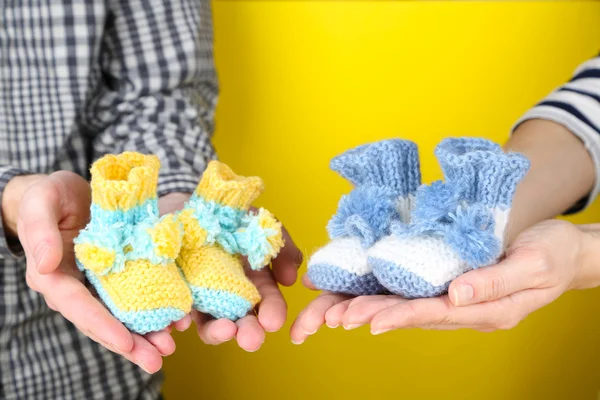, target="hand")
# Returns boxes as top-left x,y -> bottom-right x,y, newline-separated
290,276 -> 352,344
192,215 -> 303,352
292,219 -> 592,338
9,172 -> 190,374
